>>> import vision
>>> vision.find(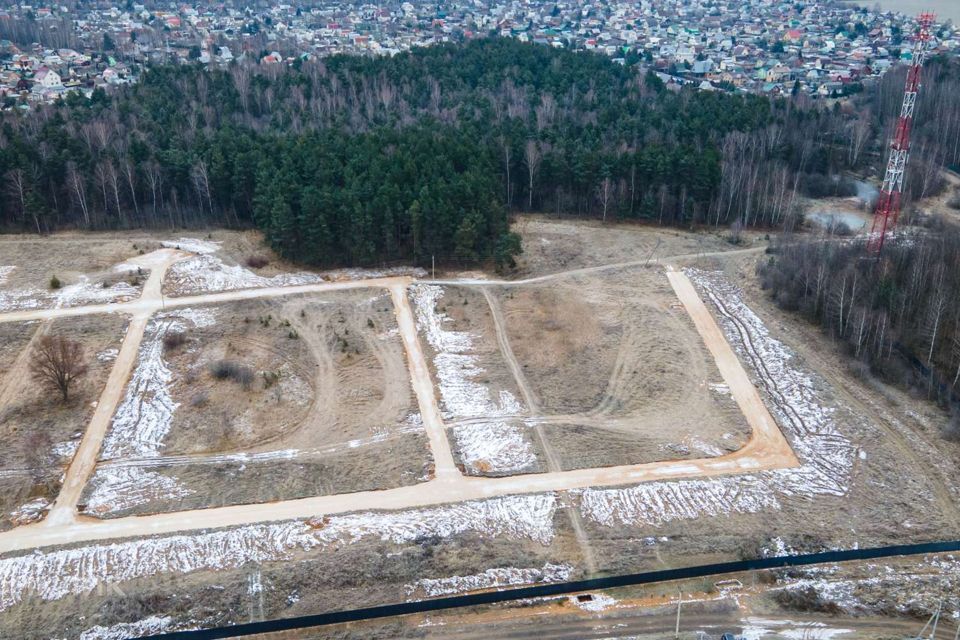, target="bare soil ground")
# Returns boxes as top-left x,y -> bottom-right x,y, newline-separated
509,215 -> 745,278
2,221 -> 959,640
0,510 -> 585,640
88,433 -> 433,518
491,265 -> 750,470
81,287 -> 427,517
0,234 -> 152,291
0,313 -> 127,530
